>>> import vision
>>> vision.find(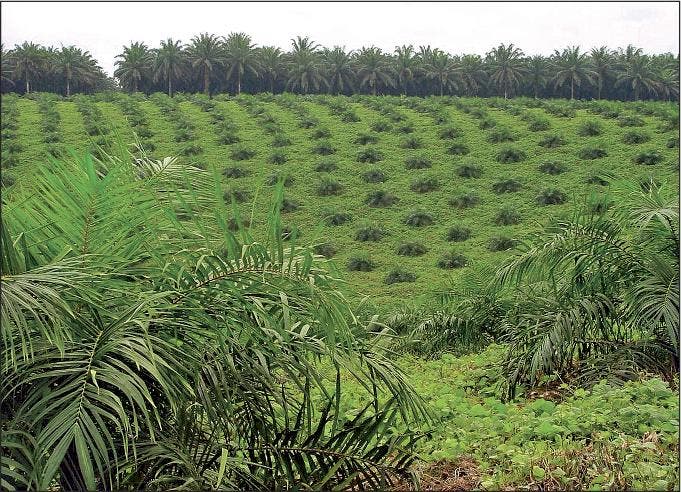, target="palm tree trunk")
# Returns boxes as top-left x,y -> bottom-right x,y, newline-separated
168,77 -> 173,98
597,80 -> 602,100
66,77 -> 70,97
571,78 -> 574,100
270,78 -> 274,94
237,71 -> 241,95
133,78 -> 138,93
204,69 -> 210,96
26,78 -> 30,94
440,79 -> 443,97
